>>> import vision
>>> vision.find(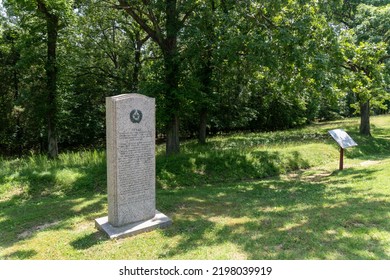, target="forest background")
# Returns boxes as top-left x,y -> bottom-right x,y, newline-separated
1,0 -> 389,158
